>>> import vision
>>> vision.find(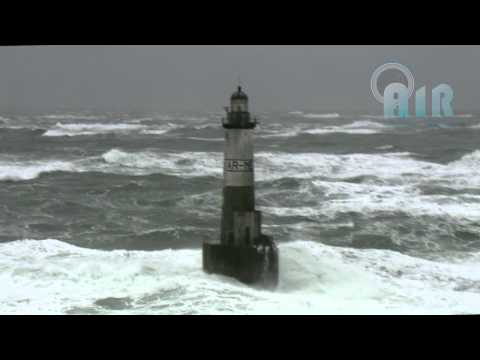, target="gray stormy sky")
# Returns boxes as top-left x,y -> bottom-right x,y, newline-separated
0,45 -> 479,114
